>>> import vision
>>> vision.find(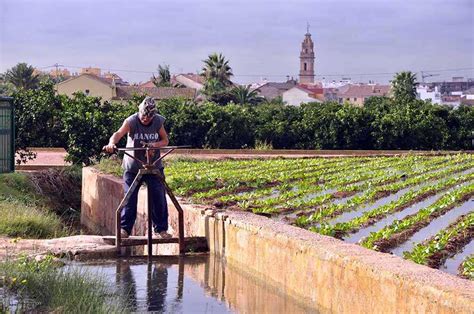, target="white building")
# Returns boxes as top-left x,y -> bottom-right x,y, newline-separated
321,78 -> 352,88
282,85 -> 323,106
462,87 -> 474,99
416,84 -> 441,104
